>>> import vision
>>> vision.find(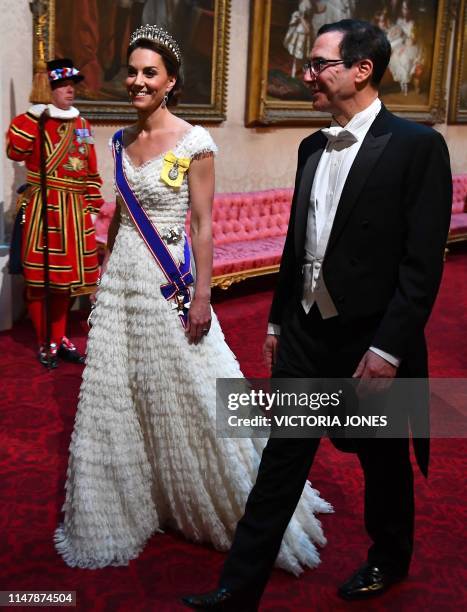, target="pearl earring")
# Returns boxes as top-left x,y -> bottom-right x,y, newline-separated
161,93 -> 169,108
